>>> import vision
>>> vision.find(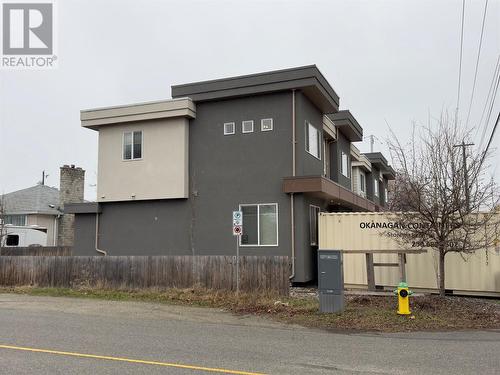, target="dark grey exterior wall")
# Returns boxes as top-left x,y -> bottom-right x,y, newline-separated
189,92 -> 293,256
293,194 -> 329,282
295,92 -> 324,177
330,131 -> 351,189
365,166 -> 382,205
99,200 -> 192,255
73,213 -> 97,256
365,169 -> 374,202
